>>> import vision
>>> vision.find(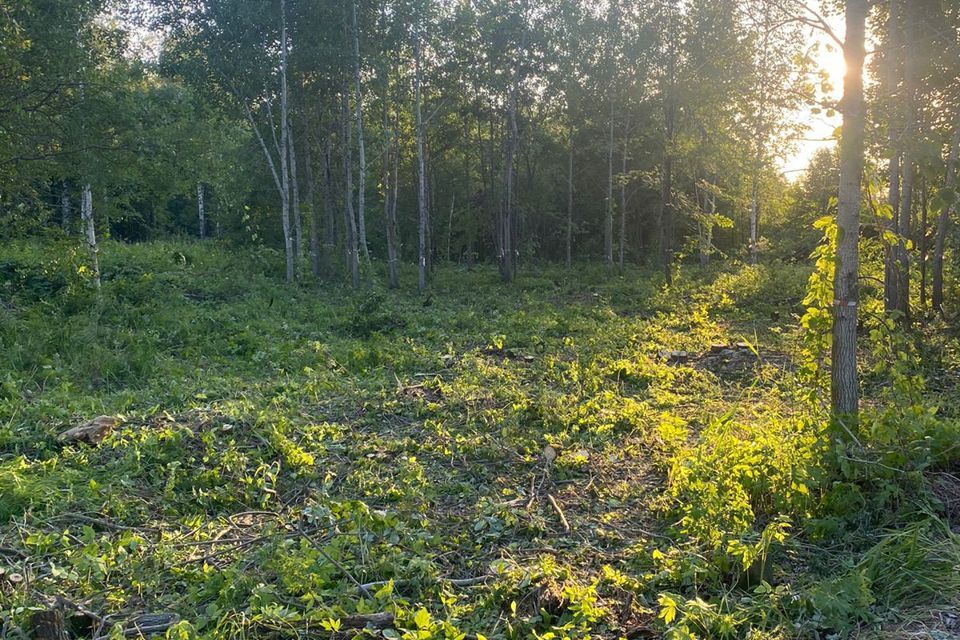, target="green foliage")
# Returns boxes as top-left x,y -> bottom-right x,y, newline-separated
2,241 -> 960,640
